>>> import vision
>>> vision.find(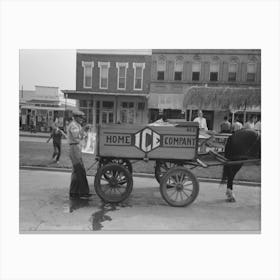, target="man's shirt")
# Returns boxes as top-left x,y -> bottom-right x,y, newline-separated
193,117 -> 208,131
